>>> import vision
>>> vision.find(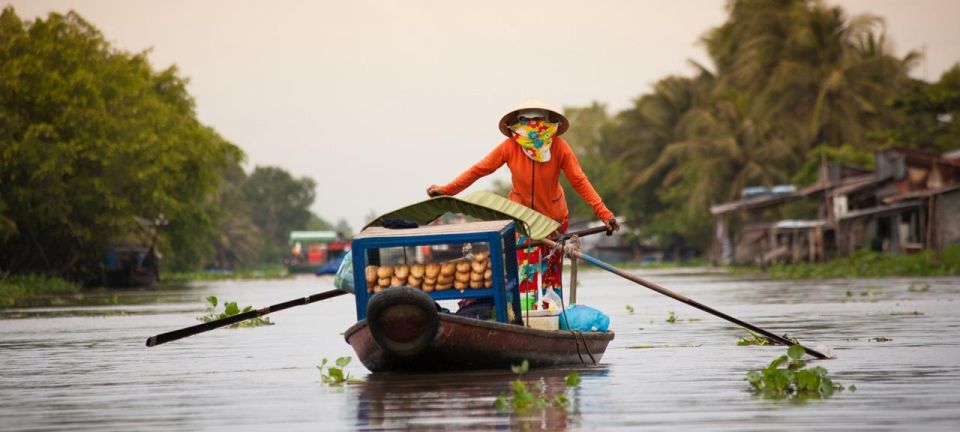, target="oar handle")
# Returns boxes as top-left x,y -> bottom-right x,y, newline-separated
542,238 -> 829,360
561,226 -> 610,240
145,289 -> 347,347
